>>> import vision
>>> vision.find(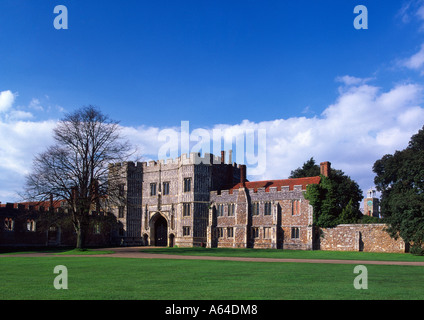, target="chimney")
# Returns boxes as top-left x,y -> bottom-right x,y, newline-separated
320,162 -> 331,177
221,151 -> 225,164
228,150 -> 232,164
240,165 -> 246,186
